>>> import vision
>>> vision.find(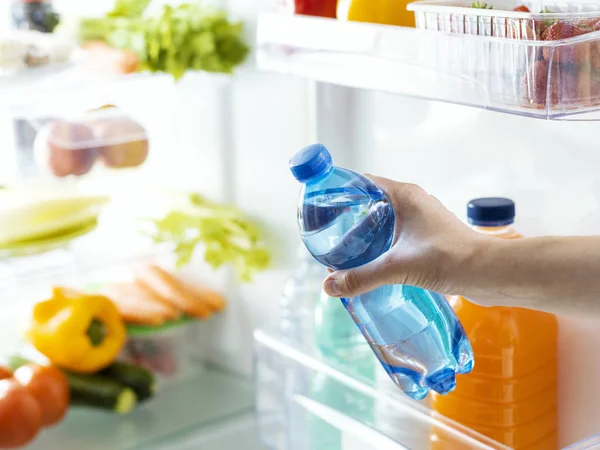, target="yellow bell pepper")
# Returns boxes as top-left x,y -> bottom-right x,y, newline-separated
27,287 -> 126,373
347,0 -> 416,28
